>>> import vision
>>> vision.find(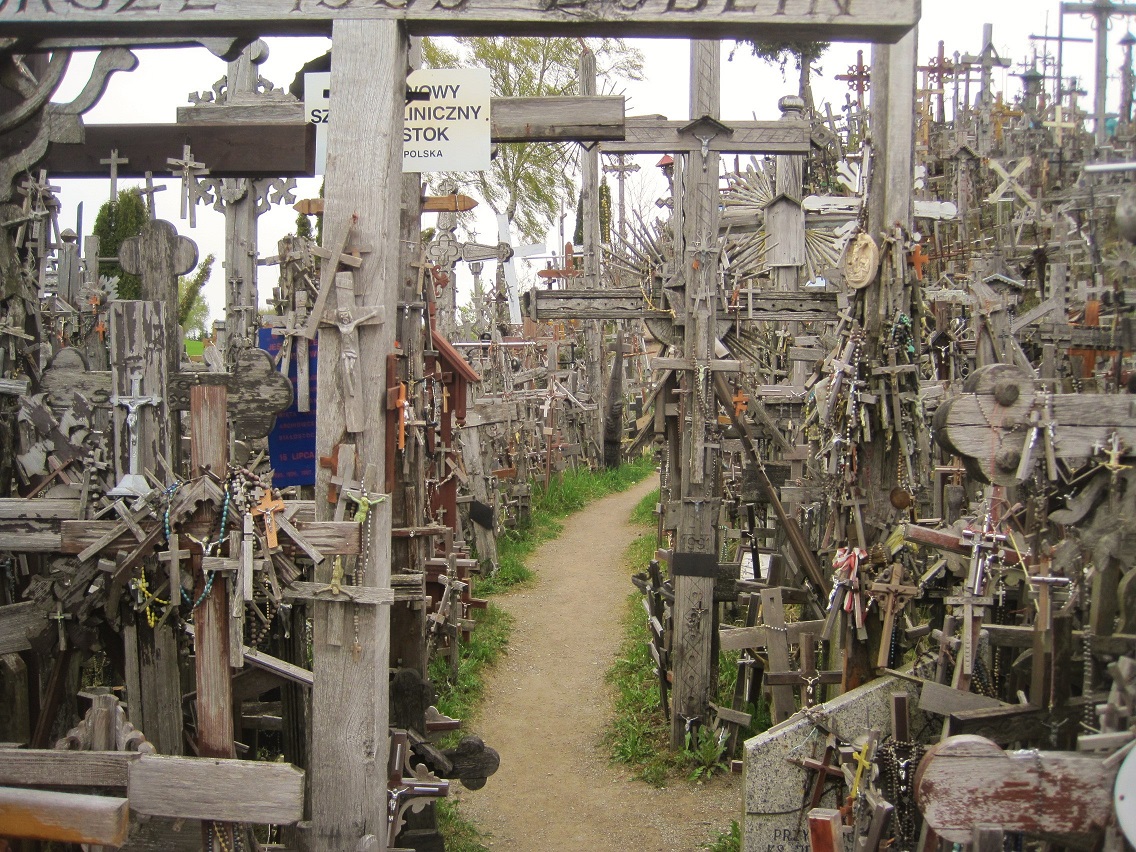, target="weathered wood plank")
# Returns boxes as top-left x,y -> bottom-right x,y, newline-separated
60,520 -> 360,556
178,96 -> 627,142
39,123 -> 316,178
127,754 -> 304,824
718,618 -> 825,652
0,748 -> 138,788
0,499 -> 79,520
600,118 -> 812,154
0,602 -> 42,656
0,0 -> 920,43
915,735 -> 1116,843
0,786 -> 129,846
